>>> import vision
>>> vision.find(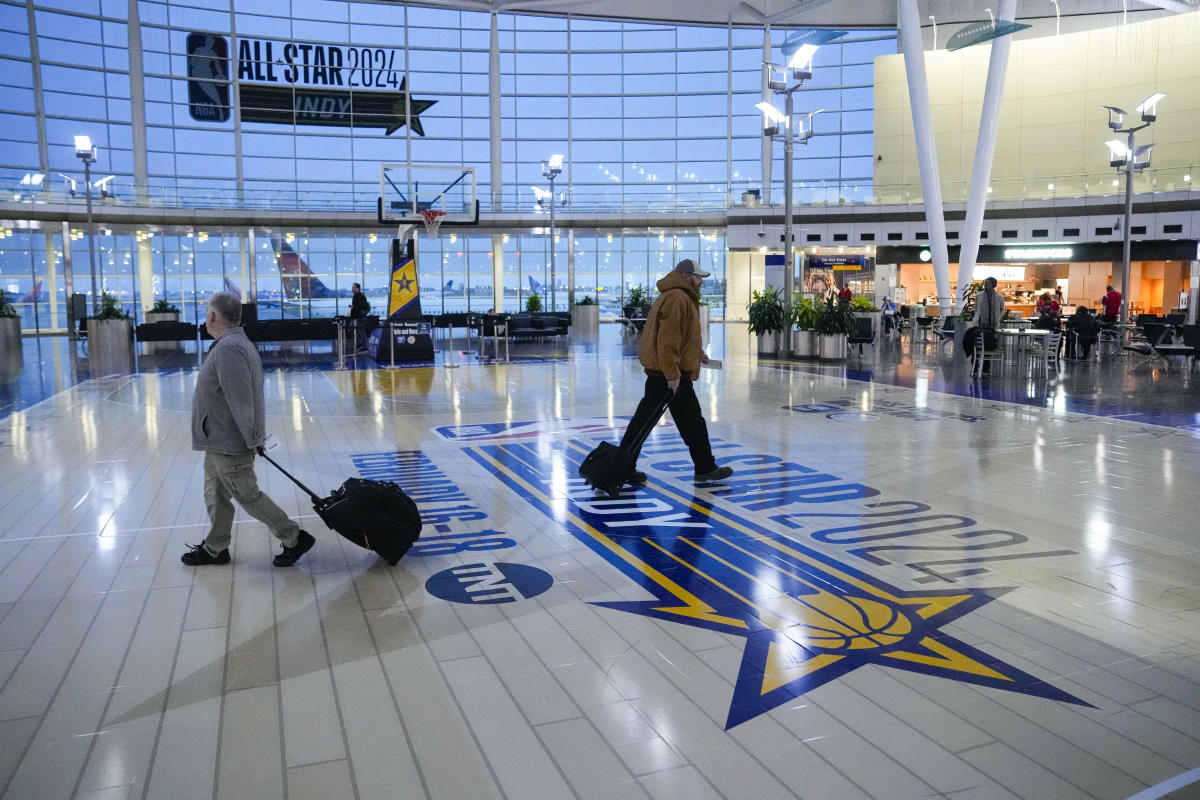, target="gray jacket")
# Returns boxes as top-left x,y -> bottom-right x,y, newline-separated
191,327 -> 265,454
970,289 -> 1006,330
